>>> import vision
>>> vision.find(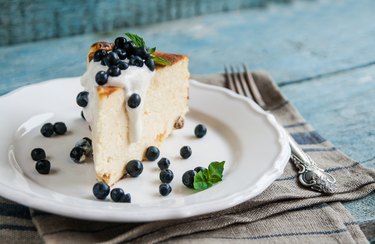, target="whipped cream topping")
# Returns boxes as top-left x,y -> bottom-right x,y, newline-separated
80,60 -> 155,143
